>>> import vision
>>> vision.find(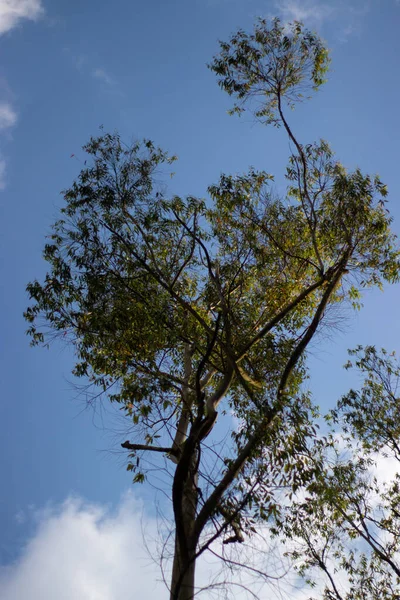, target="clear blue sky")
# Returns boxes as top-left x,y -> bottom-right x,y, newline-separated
0,1 -> 399,598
